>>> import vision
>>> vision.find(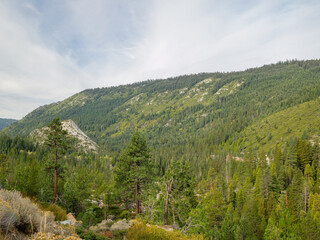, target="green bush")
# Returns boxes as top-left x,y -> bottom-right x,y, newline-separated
40,203 -> 67,221
76,227 -> 111,240
106,205 -> 122,219
127,220 -> 204,240
111,229 -> 128,239
119,210 -> 132,219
